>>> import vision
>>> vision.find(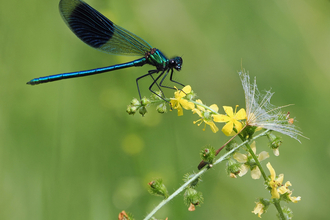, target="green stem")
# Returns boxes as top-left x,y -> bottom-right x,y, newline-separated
235,129 -> 268,180
273,199 -> 286,220
189,100 -> 219,114
143,129 -> 270,220
237,131 -> 286,219
245,142 -> 267,180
